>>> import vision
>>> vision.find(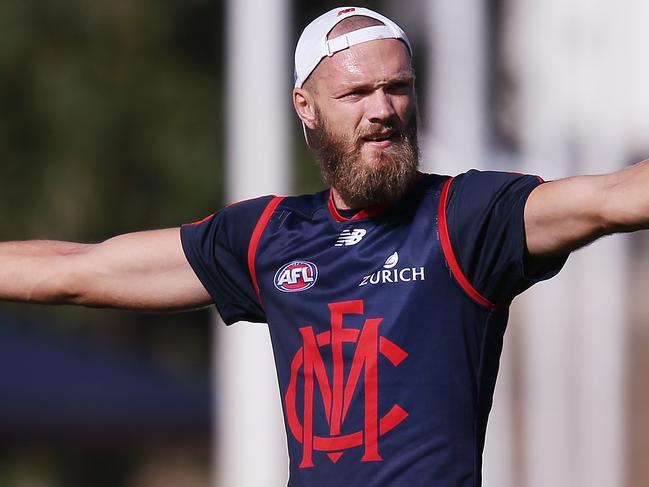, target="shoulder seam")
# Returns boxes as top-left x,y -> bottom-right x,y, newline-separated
277,192 -> 327,221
